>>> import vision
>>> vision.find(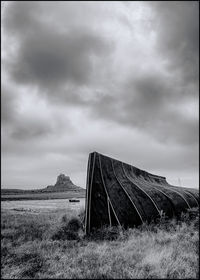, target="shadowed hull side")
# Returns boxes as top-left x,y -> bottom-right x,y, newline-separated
85,152 -> 199,234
